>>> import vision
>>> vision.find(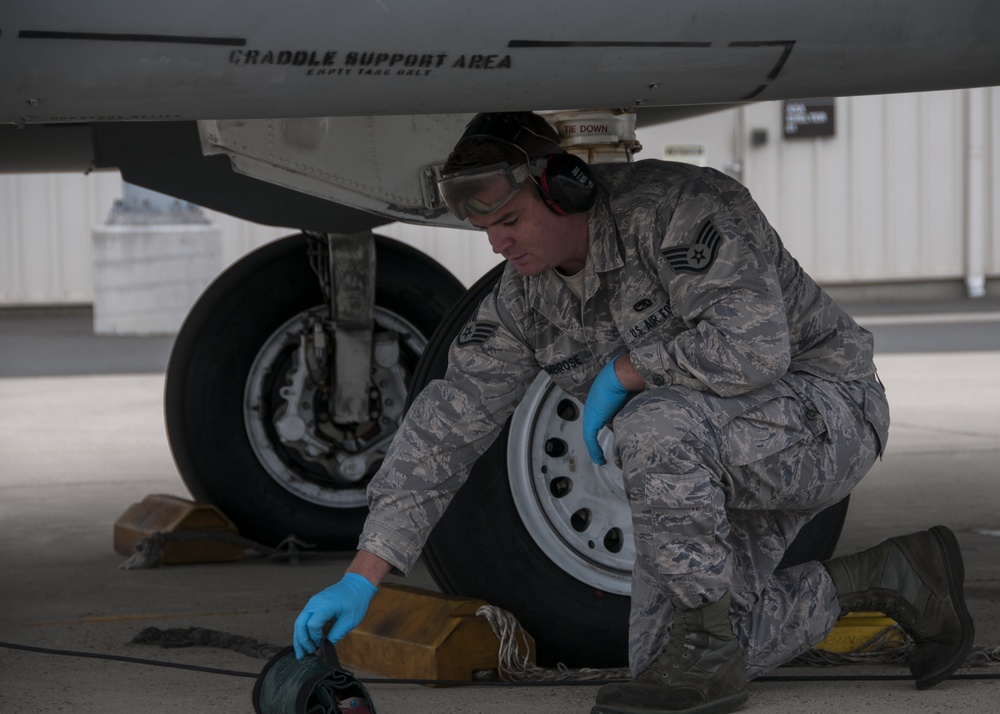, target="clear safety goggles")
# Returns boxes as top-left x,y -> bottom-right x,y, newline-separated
437,162 -> 533,220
